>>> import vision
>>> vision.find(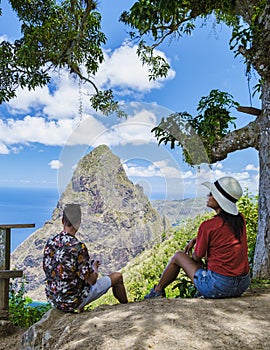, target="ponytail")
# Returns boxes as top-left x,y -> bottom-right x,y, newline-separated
217,211 -> 245,241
